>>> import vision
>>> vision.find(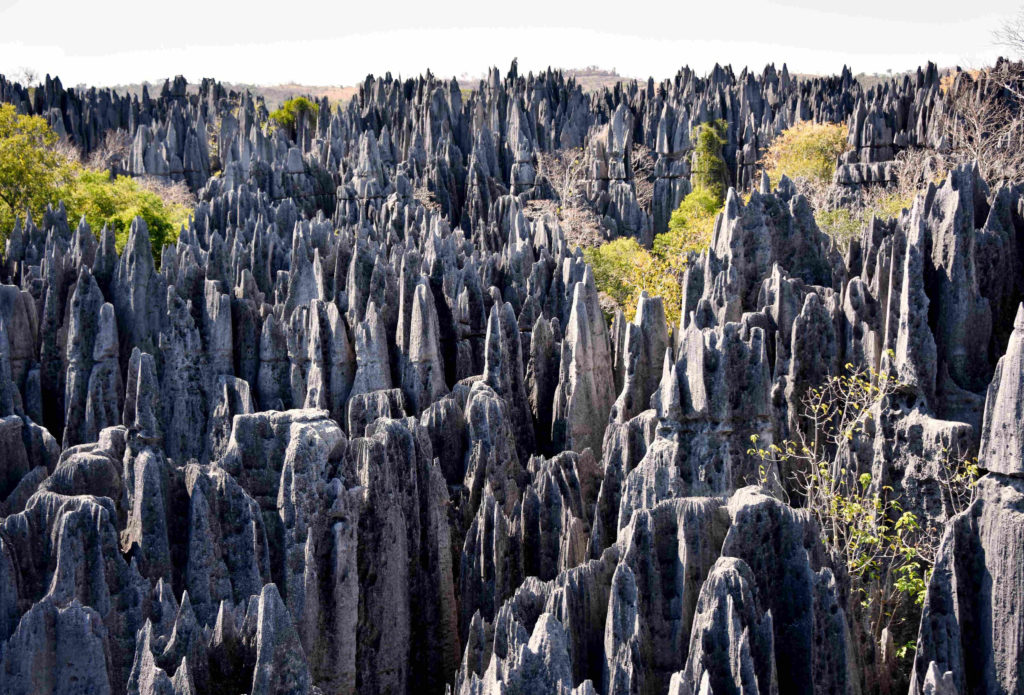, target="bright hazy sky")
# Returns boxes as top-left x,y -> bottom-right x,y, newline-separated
0,0 -> 1020,87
